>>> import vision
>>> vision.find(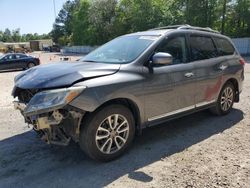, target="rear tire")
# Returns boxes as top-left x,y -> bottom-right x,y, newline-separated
79,104 -> 135,162
210,82 -> 235,115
